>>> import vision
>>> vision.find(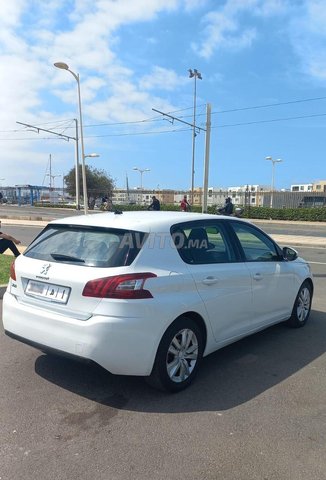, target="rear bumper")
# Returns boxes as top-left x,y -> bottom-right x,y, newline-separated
5,330 -> 93,364
2,291 -> 159,376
